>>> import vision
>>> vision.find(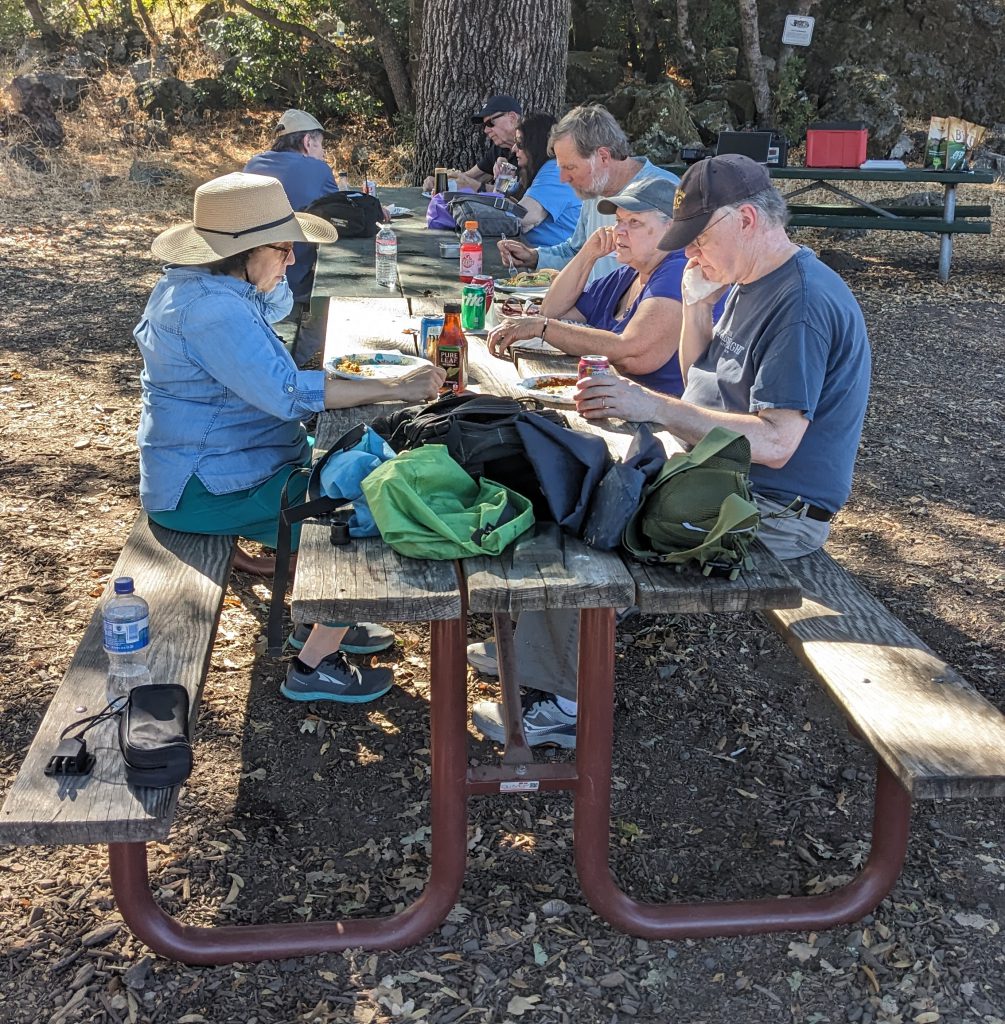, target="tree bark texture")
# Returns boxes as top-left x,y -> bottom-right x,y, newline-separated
676,0 -> 696,60
413,0 -> 571,185
736,0 -> 772,125
630,0 -> 664,82
22,0 -> 62,47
